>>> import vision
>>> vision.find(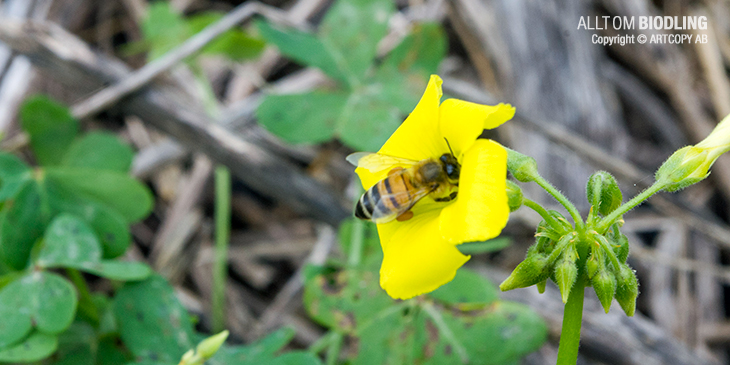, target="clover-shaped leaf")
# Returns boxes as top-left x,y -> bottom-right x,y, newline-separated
0,272 -> 77,348
256,0 -> 446,152
37,214 -> 151,281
